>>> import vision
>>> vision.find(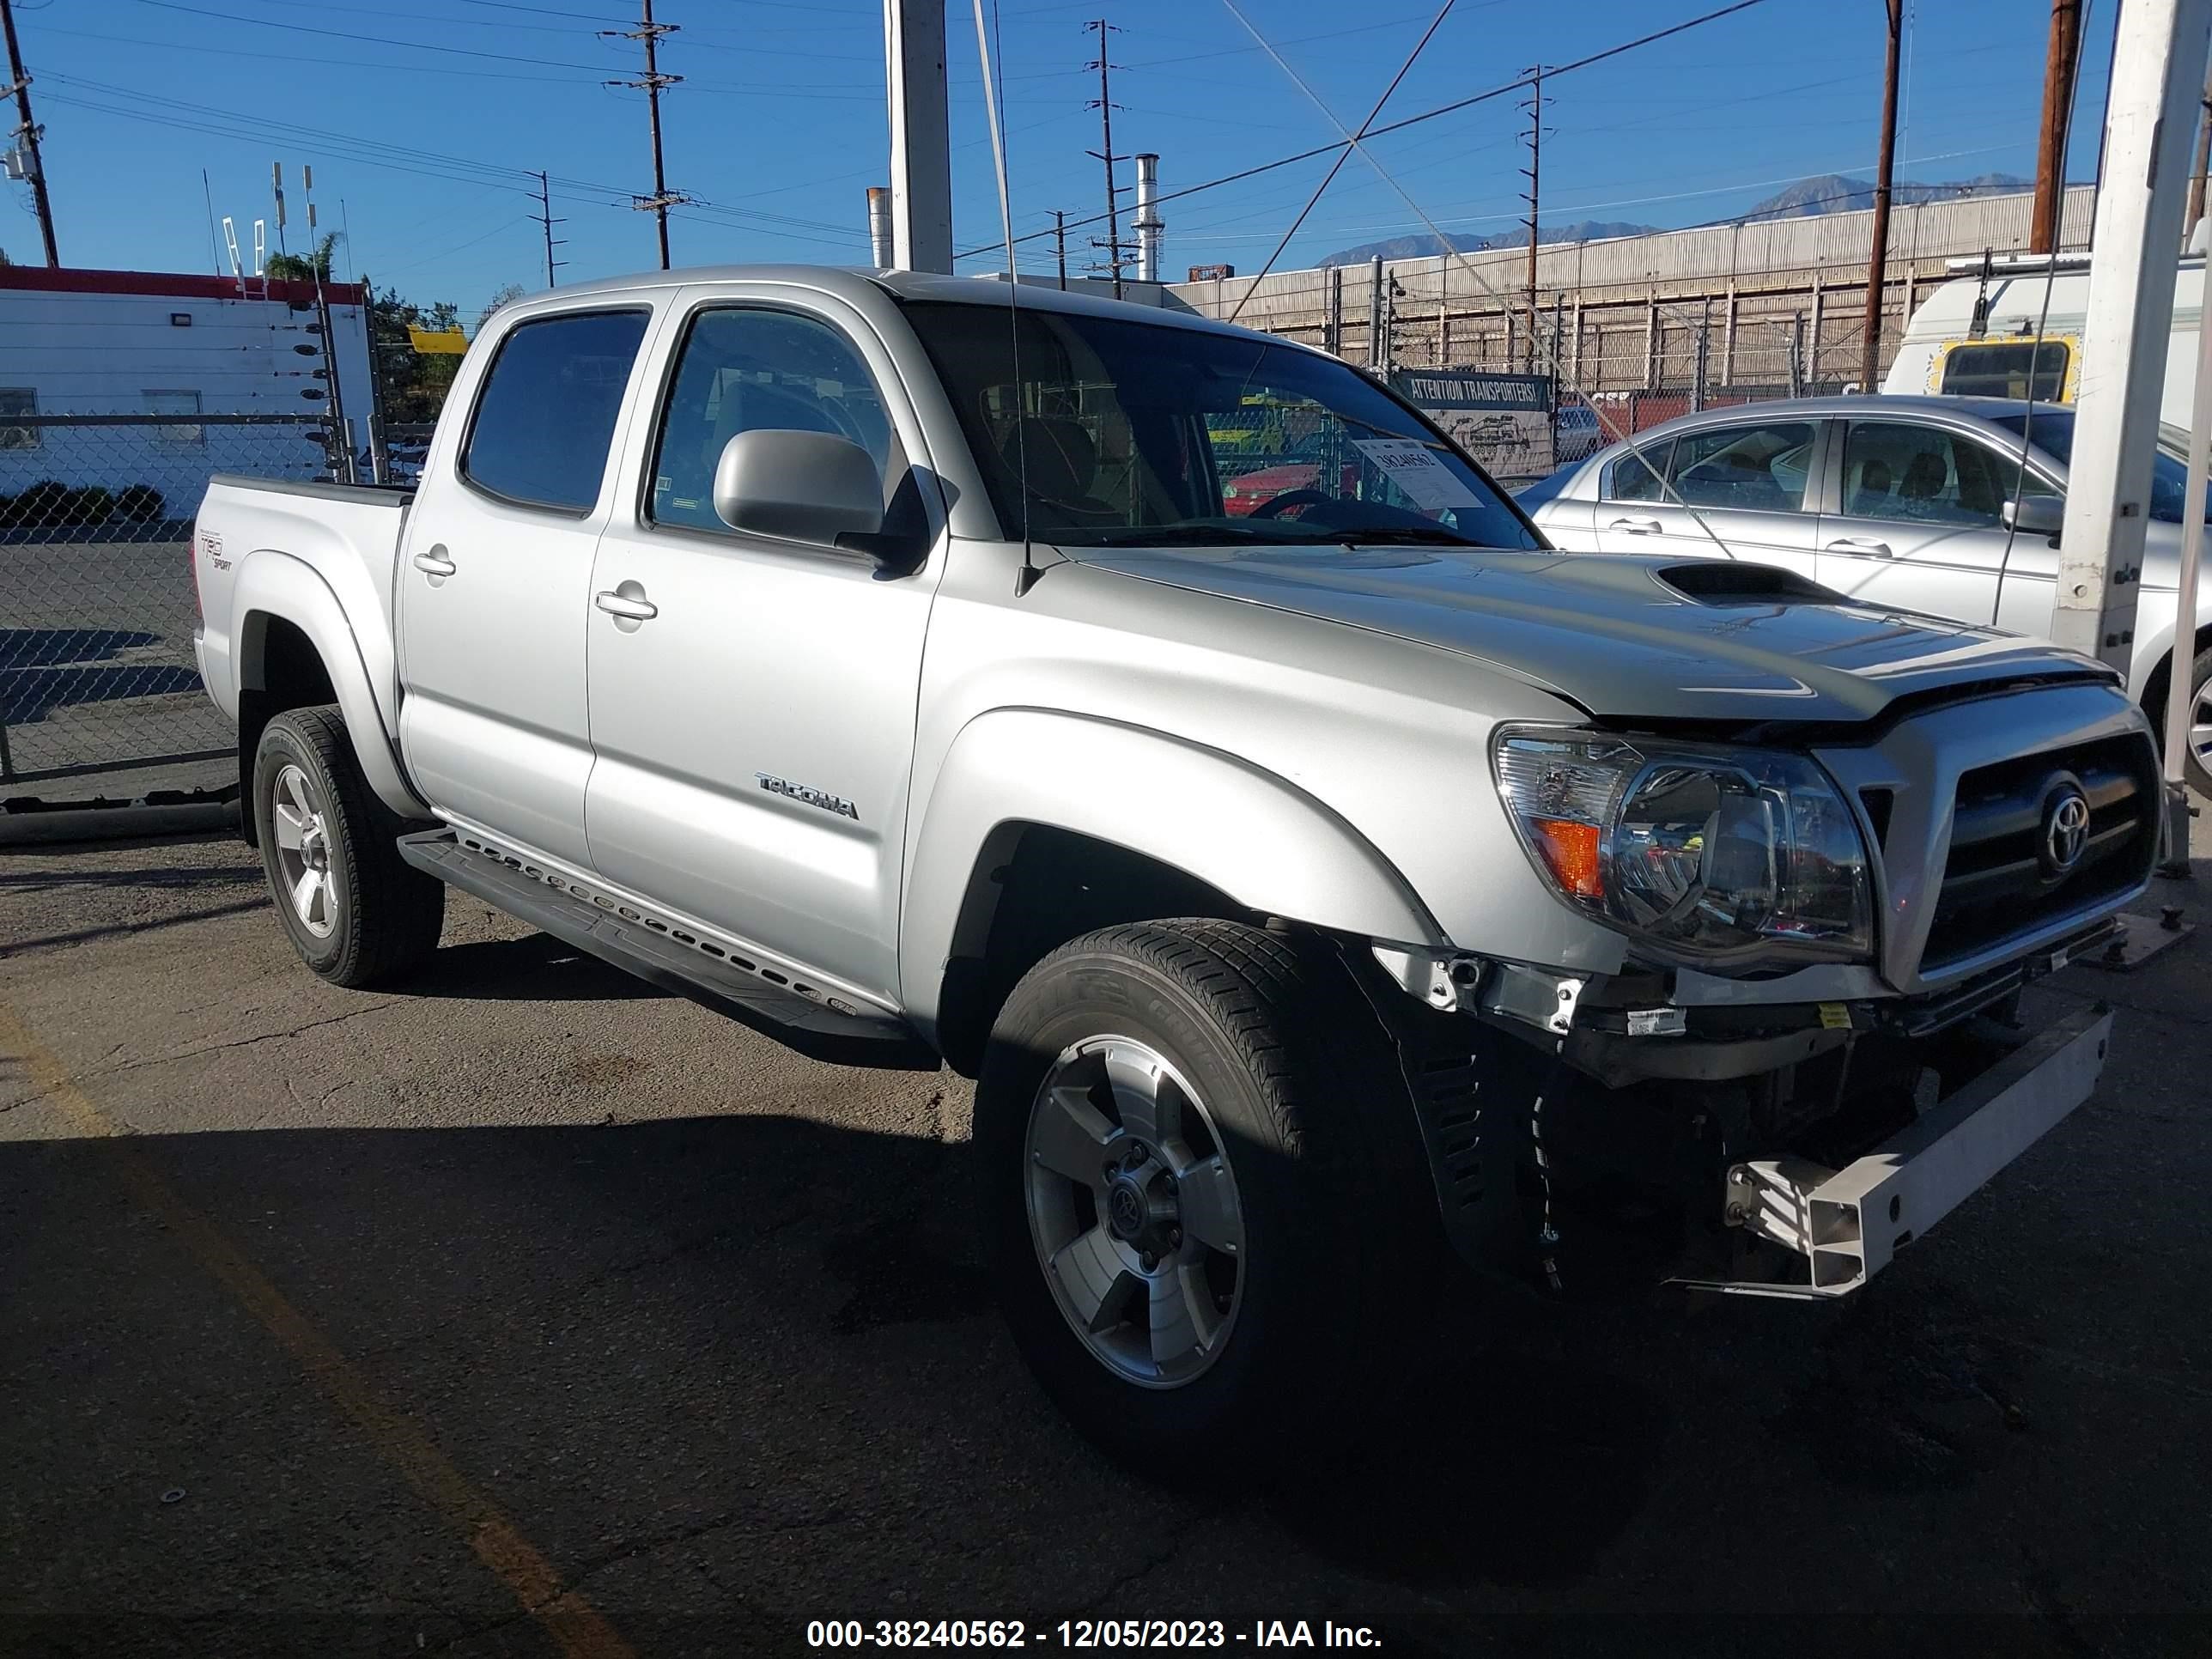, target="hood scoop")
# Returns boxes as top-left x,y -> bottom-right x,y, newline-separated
1656,560 -> 1840,605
